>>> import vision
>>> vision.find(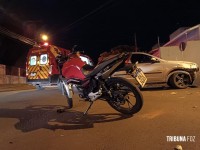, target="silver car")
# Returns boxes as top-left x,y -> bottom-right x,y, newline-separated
114,52 -> 199,89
